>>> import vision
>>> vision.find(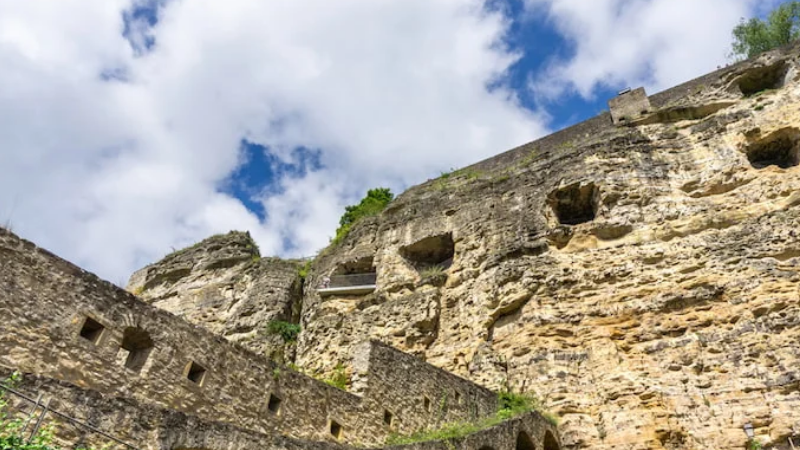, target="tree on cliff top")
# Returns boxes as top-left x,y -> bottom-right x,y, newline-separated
731,1 -> 800,60
333,188 -> 393,244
